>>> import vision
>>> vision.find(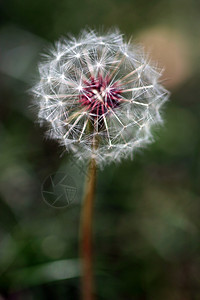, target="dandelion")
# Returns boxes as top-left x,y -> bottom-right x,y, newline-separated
32,29 -> 169,300
32,29 -> 169,167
